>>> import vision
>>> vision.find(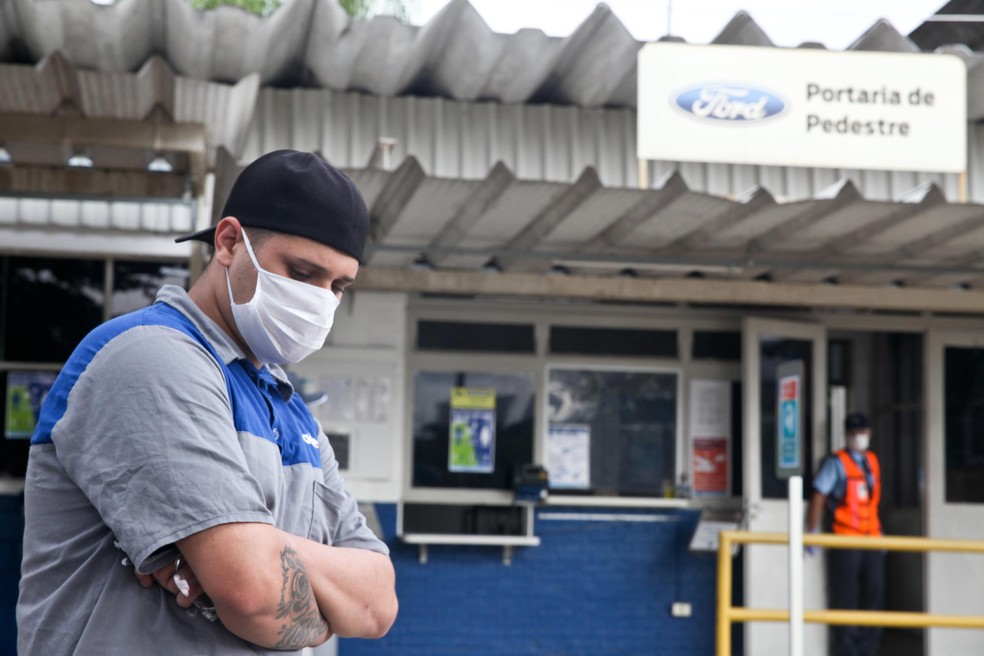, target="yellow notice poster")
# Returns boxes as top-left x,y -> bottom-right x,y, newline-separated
449,387 -> 496,473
